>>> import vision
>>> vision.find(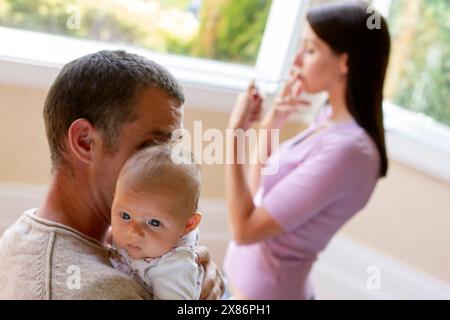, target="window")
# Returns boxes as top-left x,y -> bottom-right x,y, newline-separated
0,0 -> 272,66
384,0 -> 450,127
0,0 -> 310,93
